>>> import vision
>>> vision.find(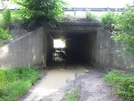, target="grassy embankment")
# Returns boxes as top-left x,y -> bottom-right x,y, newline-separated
0,67 -> 42,101
105,71 -> 134,101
